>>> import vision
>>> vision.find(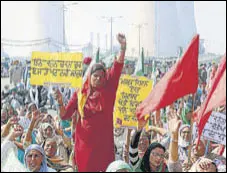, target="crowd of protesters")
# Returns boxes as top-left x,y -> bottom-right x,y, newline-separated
1,34 -> 226,172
